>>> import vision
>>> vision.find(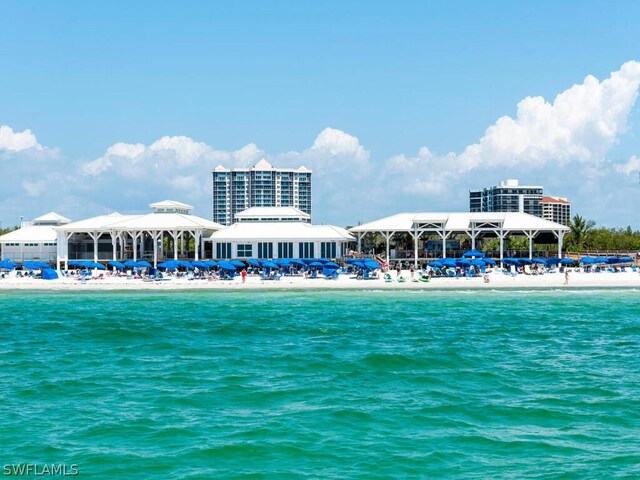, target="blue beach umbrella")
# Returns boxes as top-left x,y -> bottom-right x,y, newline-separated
0,259 -> 18,270
344,258 -> 361,265
560,257 -> 575,266
531,258 -> 547,265
546,257 -> 561,266
261,261 -> 279,269
192,260 -> 209,269
463,249 -> 485,258
309,261 -> 324,268
124,260 -> 139,268
362,259 -> 381,269
618,256 -> 634,263
482,258 -> 497,266
137,260 -> 152,268
217,260 -> 236,271
231,260 -> 245,268
205,260 -> 218,268
247,258 -> 261,267
158,260 -> 180,269
177,260 -> 194,270
606,257 -> 620,264
594,256 -> 608,264
109,260 -> 126,269
289,259 -> 306,267
579,257 -> 595,264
